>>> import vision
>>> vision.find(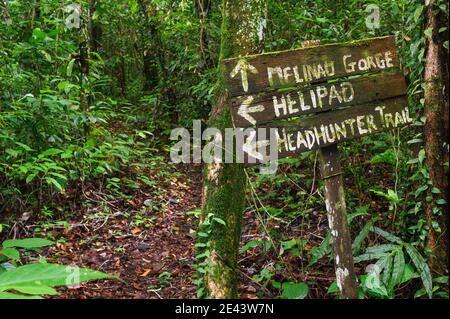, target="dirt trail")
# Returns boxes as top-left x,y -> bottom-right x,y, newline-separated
41,164 -> 202,299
